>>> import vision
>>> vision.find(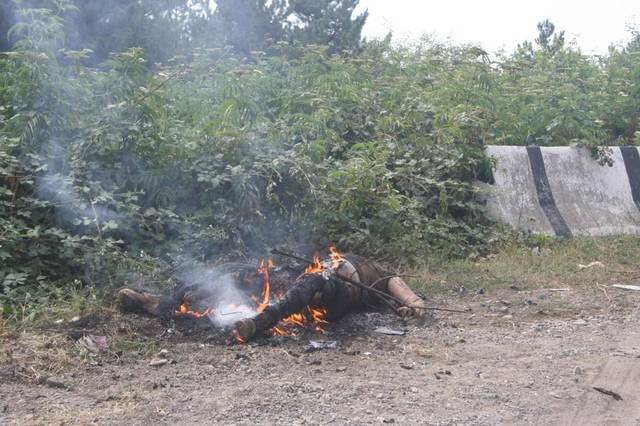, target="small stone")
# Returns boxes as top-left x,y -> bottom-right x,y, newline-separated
502,314 -> 513,320
549,391 -> 568,399
574,367 -> 583,375
573,319 -> 587,326
69,316 -> 80,323
44,377 -> 66,389
400,364 -> 414,370
409,387 -> 419,393
336,366 -> 347,372
149,358 -> 169,367
416,349 -> 433,358
157,349 -> 169,358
